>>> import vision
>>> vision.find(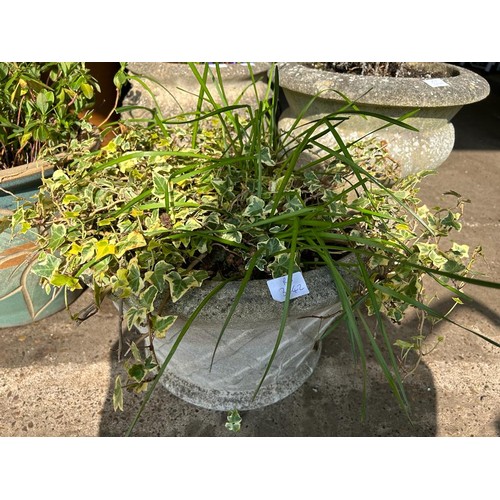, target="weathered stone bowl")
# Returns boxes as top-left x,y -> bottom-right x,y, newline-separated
136,265 -> 352,411
278,62 -> 490,176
